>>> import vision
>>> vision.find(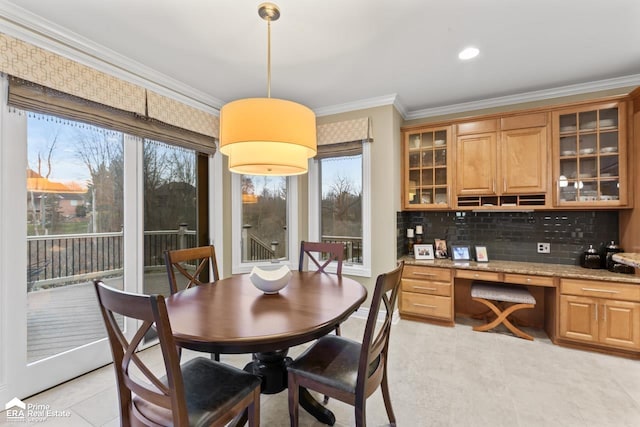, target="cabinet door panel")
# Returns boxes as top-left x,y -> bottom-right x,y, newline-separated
501,127 -> 547,194
600,300 -> 640,350
559,295 -> 598,343
456,133 -> 497,195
